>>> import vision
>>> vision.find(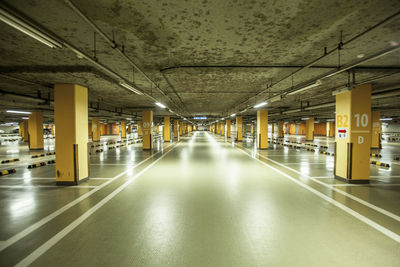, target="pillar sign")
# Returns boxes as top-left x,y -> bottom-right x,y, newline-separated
335,84 -> 371,183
